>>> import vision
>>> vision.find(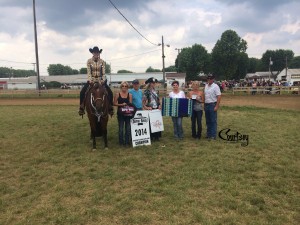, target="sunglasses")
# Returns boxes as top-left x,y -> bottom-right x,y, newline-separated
121,85 -> 128,87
